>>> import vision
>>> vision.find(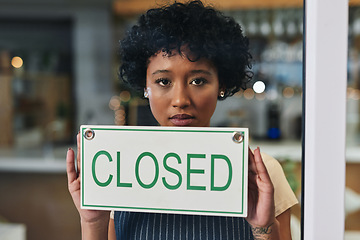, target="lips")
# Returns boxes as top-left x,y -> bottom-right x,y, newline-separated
169,114 -> 194,126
